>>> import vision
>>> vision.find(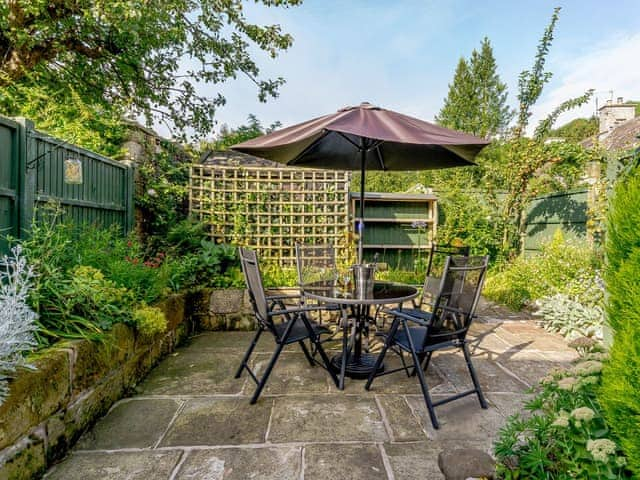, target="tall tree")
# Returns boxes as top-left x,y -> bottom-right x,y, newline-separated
469,37 -> 512,137
435,58 -> 477,134
436,38 -> 511,138
0,0 -> 300,139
